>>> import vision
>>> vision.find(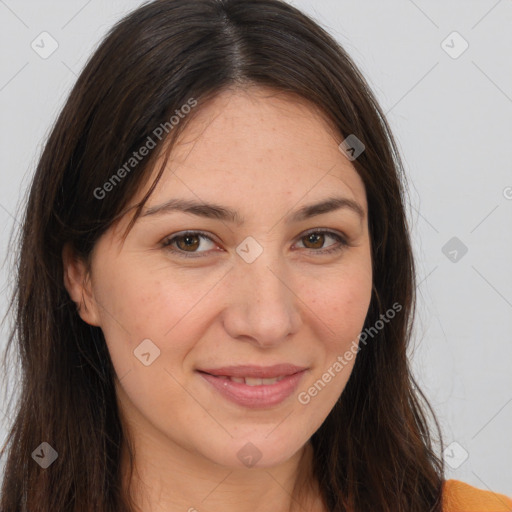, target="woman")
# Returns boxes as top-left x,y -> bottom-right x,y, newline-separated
1,0 -> 510,511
